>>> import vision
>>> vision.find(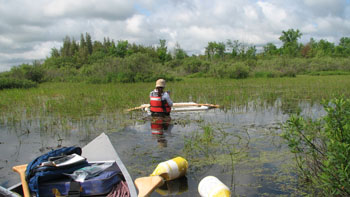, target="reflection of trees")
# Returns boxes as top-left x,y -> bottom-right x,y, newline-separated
182,124 -> 250,195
